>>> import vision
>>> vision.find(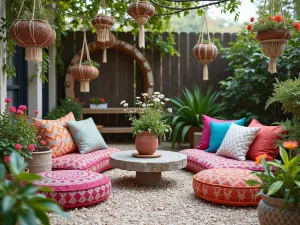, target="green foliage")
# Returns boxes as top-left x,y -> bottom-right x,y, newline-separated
81,59 -> 100,68
219,32 -> 300,124
251,14 -> 296,32
44,98 -> 83,121
0,152 -> 70,225
247,147 -> 300,208
169,85 -> 226,146
121,92 -> 172,140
